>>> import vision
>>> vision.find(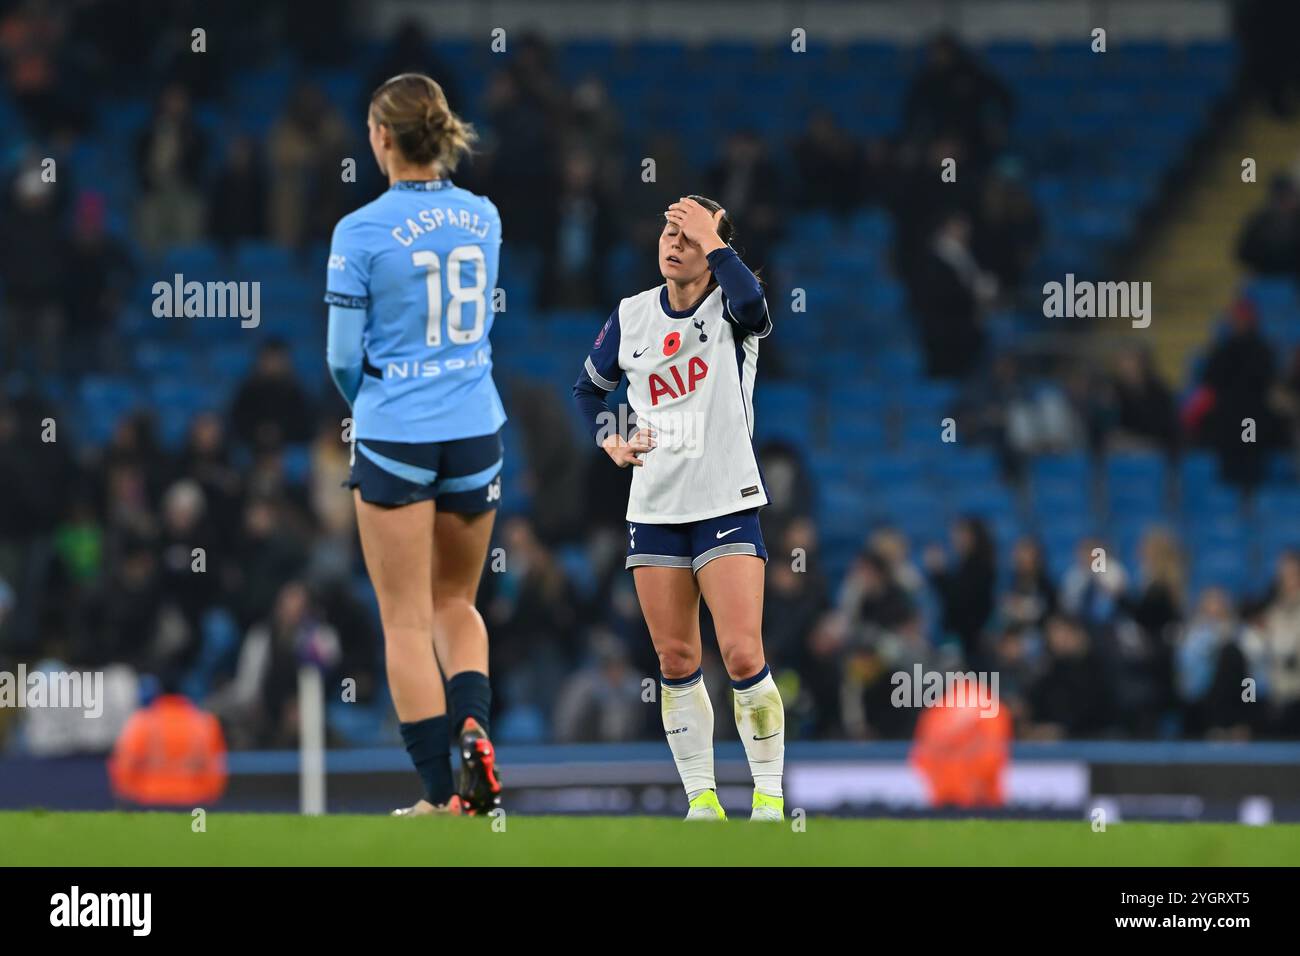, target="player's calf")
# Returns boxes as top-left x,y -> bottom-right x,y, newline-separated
661,668 -> 717,814
731,664 -> 785,816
